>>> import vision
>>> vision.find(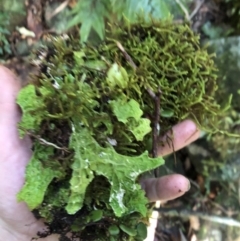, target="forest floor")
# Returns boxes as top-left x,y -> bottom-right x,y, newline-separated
1,1 -> 240,241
